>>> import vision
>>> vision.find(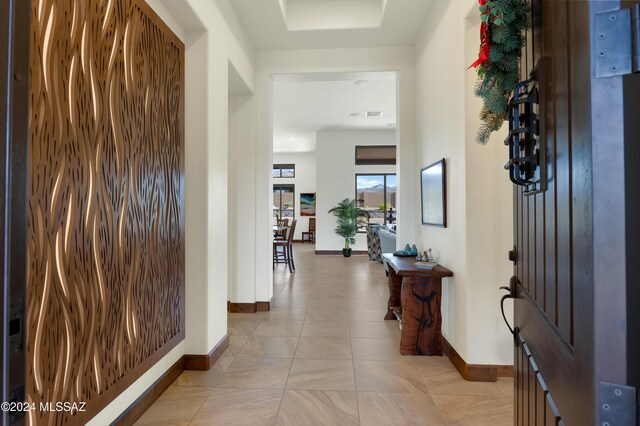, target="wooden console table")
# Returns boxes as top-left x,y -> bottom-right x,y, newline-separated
382,254 -> 453,356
